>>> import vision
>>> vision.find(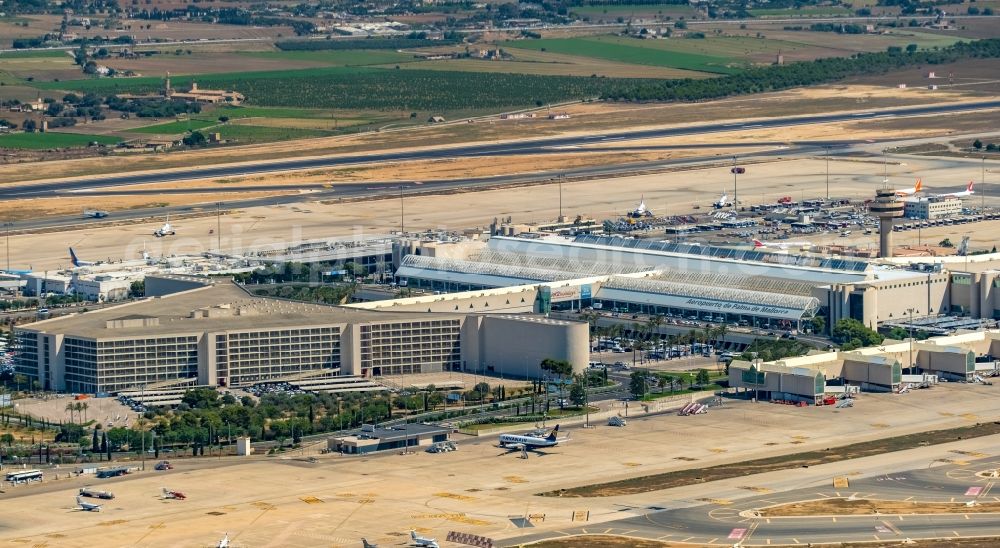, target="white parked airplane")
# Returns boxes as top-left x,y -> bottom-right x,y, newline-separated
410,530 -> 439,548
75,496 -> 102,512
713,191 -> 732,209
154,216 -> 176,238
628,197 -> 652,218
894,179 -> 923,197
161,487 -> 187,500
497,425 -> 565,455
69,248 -> 98,268
932,181 -> 975,198
752,238 -> 811,250
217,533 -> 230,548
